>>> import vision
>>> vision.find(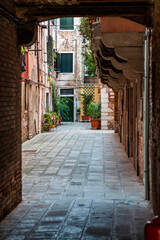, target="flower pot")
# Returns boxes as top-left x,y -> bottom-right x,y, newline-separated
44,124 -> 51,131
91,119 -> 100,129
51,124 -> 55,128
82,115 -> 91,121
